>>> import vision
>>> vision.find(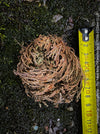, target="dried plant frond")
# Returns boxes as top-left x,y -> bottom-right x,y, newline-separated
14,35 -> 83,107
